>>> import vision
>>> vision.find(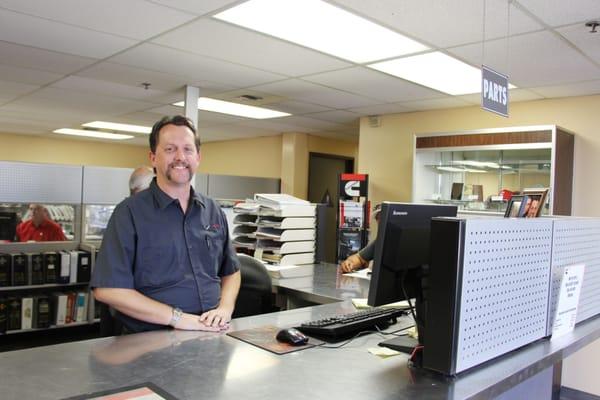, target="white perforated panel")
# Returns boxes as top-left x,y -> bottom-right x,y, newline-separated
82,166 -> 132,204
549,218 -> 600,333
0,161 -> 82,203
455,218 -> 553,373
